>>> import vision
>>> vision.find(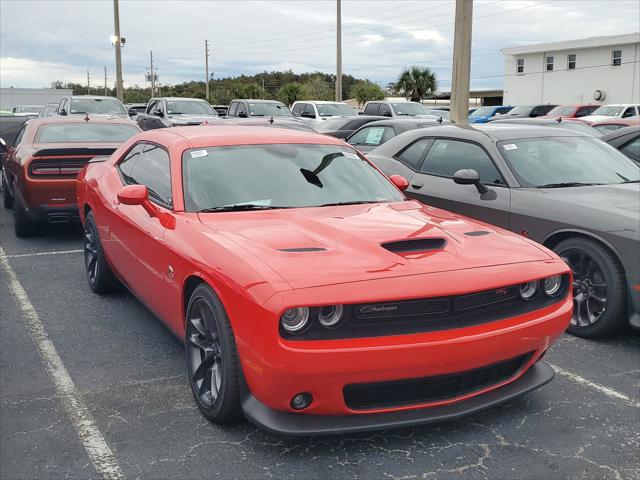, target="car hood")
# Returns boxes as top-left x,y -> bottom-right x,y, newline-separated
579,115 -> 619,122
168,114 -> 219,124
198,201 -> 552,289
